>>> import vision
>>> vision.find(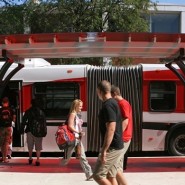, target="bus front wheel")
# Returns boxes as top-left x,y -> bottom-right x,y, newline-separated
168,129 -> 185,156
